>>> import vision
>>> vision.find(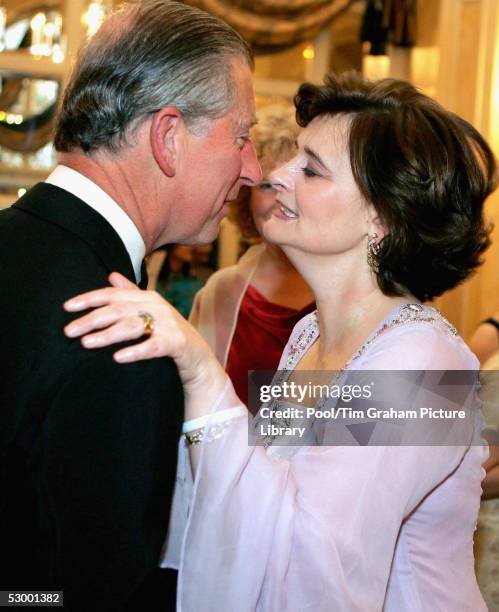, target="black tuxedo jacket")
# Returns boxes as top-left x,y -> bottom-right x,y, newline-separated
0,184 -> 183,611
